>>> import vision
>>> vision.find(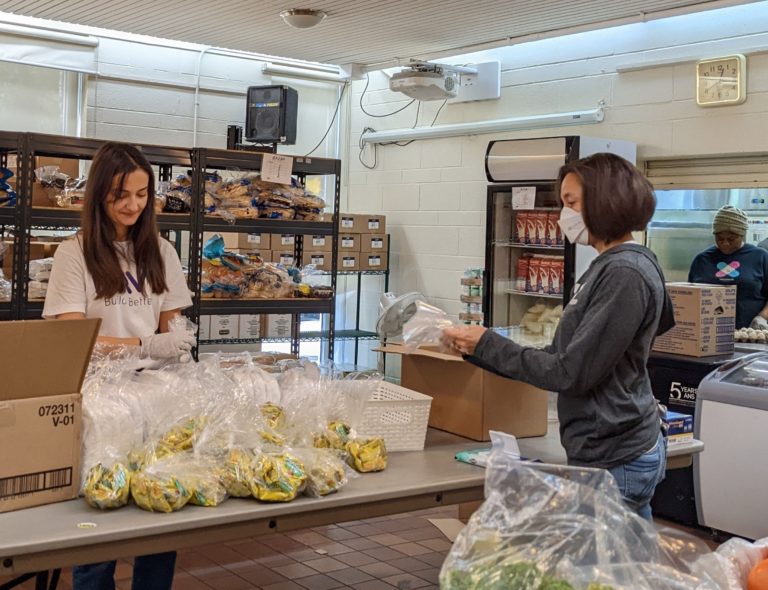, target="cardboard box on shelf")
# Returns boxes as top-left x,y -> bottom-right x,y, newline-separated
360,234 -> 388,253
359,214 -> 386,234
36,156 -> 80,180
338,252 -> 360,272
0,318 -> 100,513
272,250 -> 296,267
652,283 -> 737,357
338,213 -> 362,233
304,235 -> 333,253
360,252 -> 388,272
2,242 -> 50,276
274,234 -> 296,249
339,234 -> 360,252
32,182 -> 52,207
209,315 -> 239,341
237,233 -> 271,250
264,314 -> 292,339
238,314 -> 263,340
376,344 -> 548,441
198,315 -> 211,341
302,251 -> 332,271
